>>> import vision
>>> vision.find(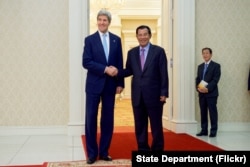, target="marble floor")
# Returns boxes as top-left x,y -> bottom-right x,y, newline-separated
1,99 -> 249,166
0,131 -> 250,166
0,134 -> 85,166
